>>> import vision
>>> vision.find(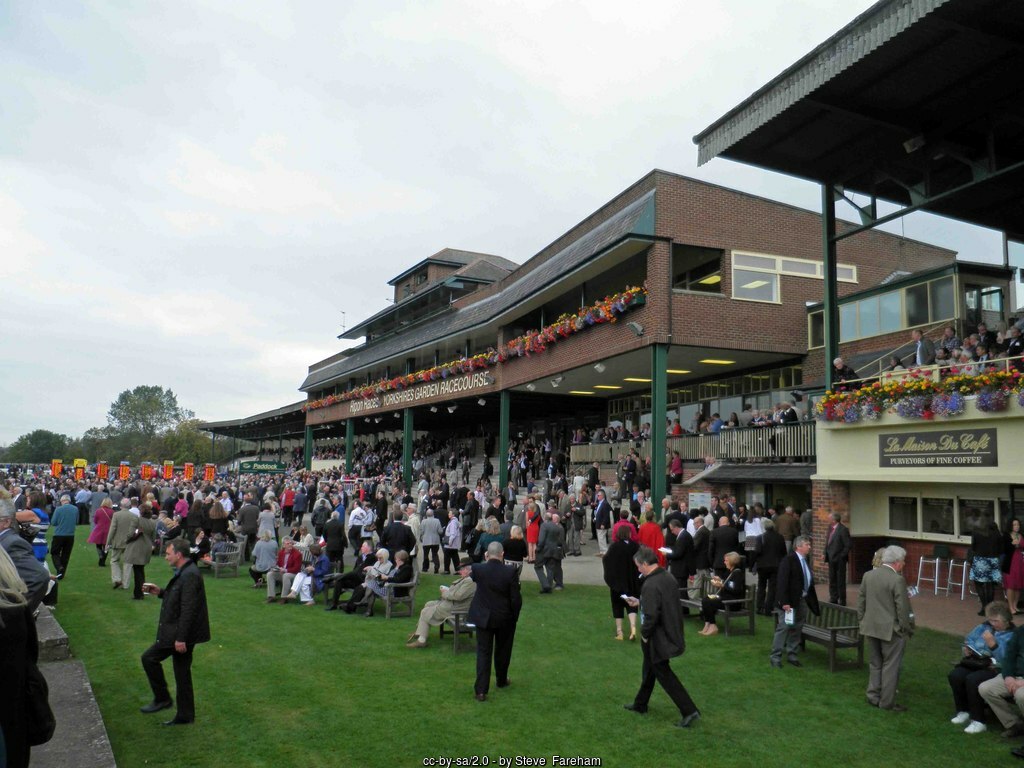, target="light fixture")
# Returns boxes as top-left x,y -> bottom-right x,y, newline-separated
627,321 -> 644,337
525,383 -> 536,392
593,363 -> 606,373
666,369 -> 691,374
903,134 -> 925,154
568,390 -> 594,395
364,417 -> 370,423
594,385 -> 622,390
447,405 -> 457,414
699,359 -> 735,365
741,279 -> 768,289
429,406 -> 438,413
550,376 -> 564,388
624,377 -> 652,383
393,412 -> 401,418
697,275 -> 722,285
374,417 -> 382,423
477,398 -> 486,406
